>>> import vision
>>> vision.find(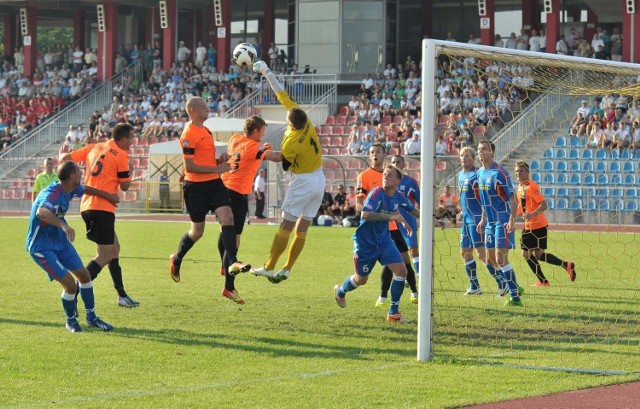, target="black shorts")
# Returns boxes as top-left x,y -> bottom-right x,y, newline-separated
391,229 -> 409,253
521,226 -> 548,250
228,189 -> 249,235
81,210 -> 115,245
183,179 -> 231,223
